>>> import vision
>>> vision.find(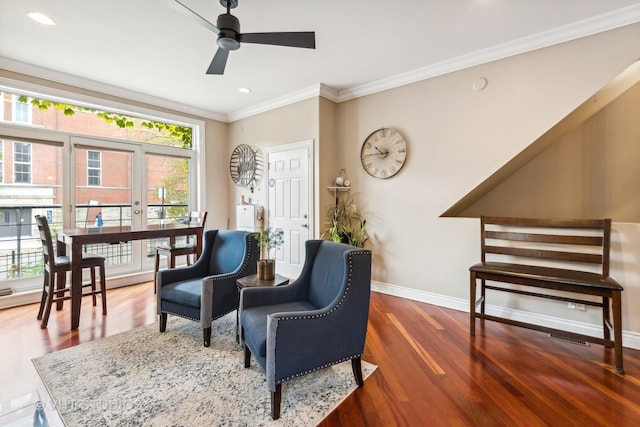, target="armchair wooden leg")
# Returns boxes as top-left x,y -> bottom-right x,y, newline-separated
159,313 -> 167,332
271,384 -> 282,420
203,327 -> 211,347
243,344 -> 251,368
351,356 -> 364,387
